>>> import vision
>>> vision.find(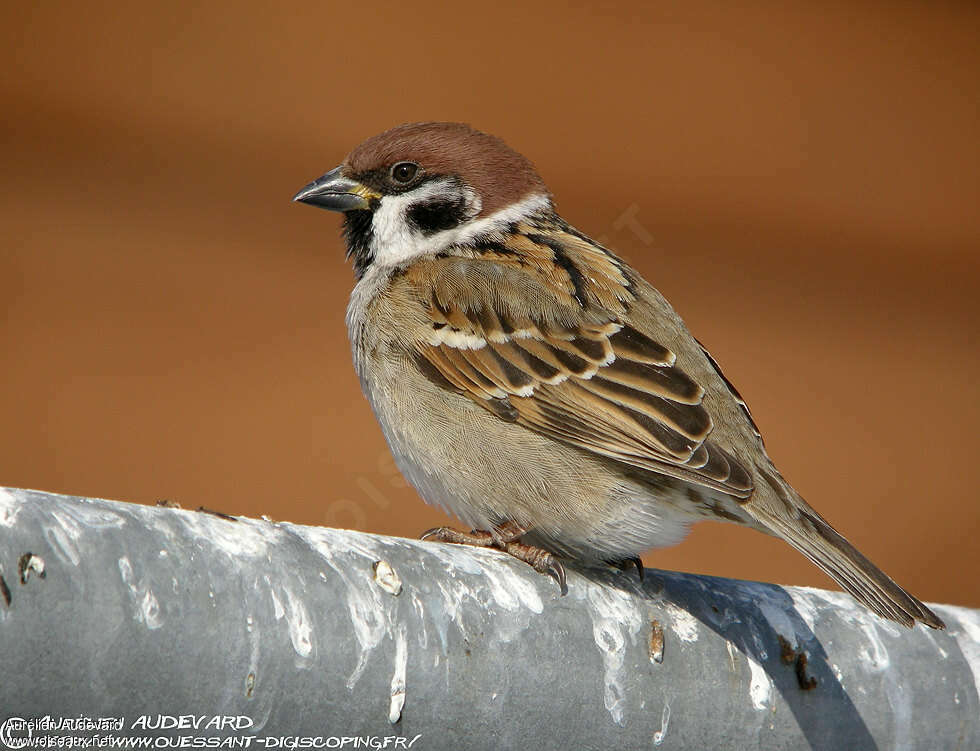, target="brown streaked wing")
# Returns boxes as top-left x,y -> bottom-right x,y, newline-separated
408,245 -> 754,499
